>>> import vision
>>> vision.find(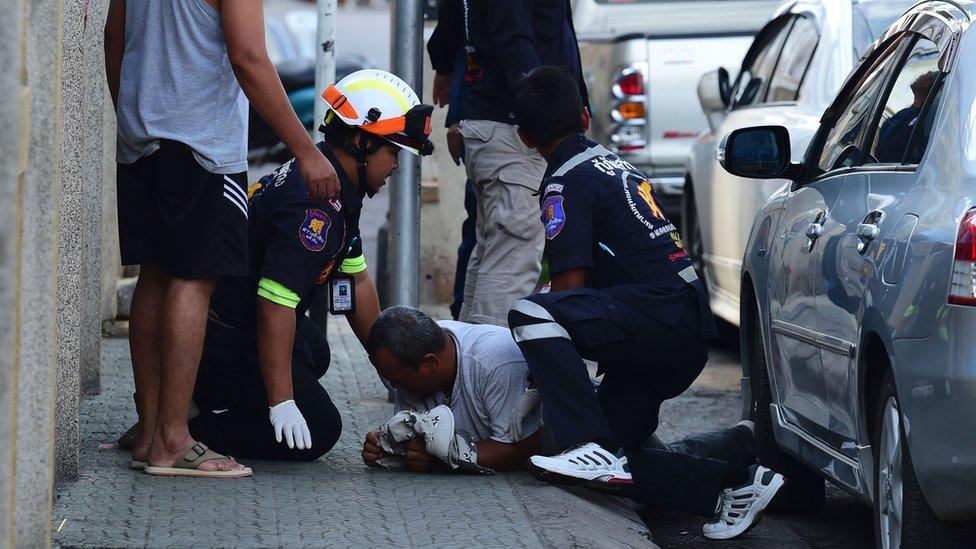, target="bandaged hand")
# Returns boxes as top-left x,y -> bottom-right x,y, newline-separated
269,399 -> 312,450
